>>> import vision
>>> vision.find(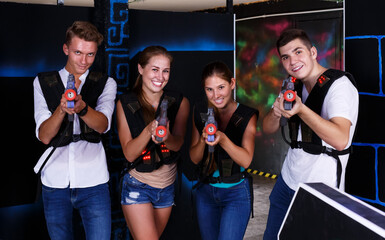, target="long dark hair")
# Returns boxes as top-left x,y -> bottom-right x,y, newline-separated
133,46 -> 173,124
